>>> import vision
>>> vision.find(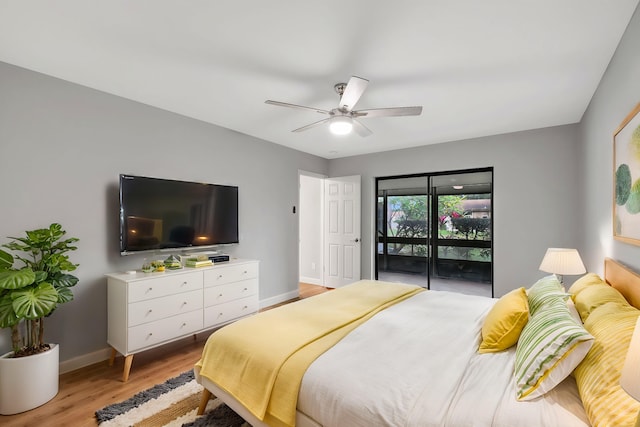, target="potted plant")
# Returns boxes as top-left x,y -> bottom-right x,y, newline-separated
0,223 -> 79,415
